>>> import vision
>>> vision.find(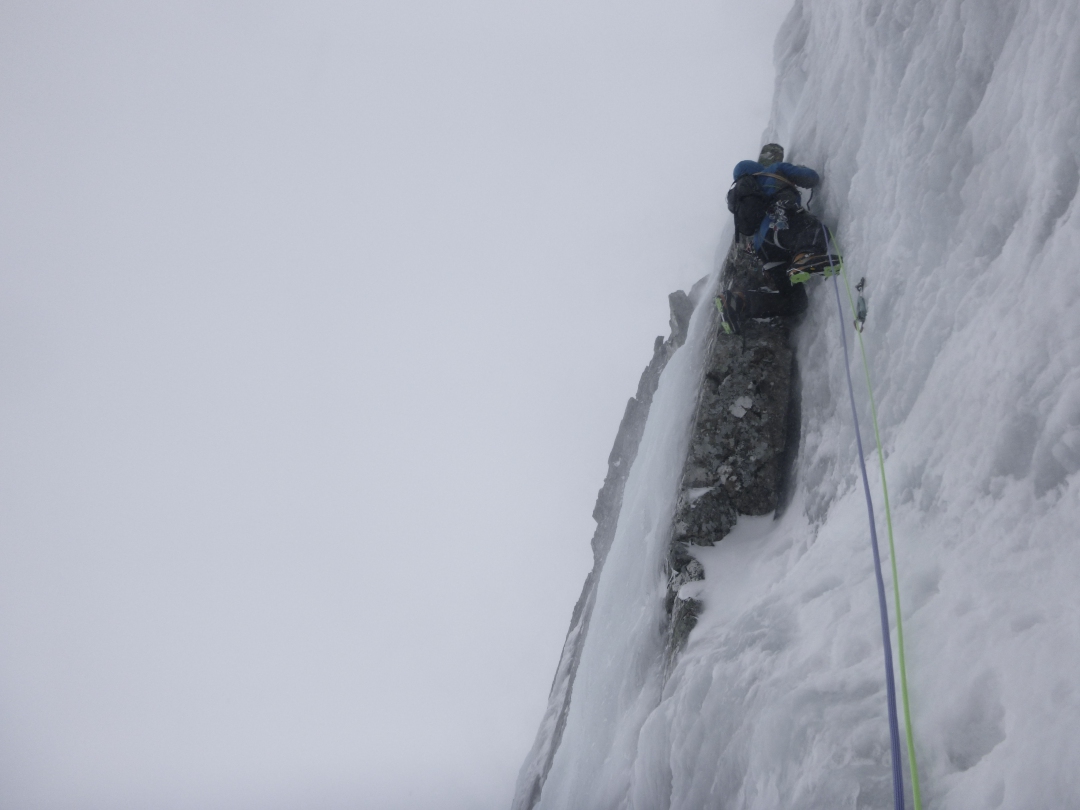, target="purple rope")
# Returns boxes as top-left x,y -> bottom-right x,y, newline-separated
829,241 -> 905,810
